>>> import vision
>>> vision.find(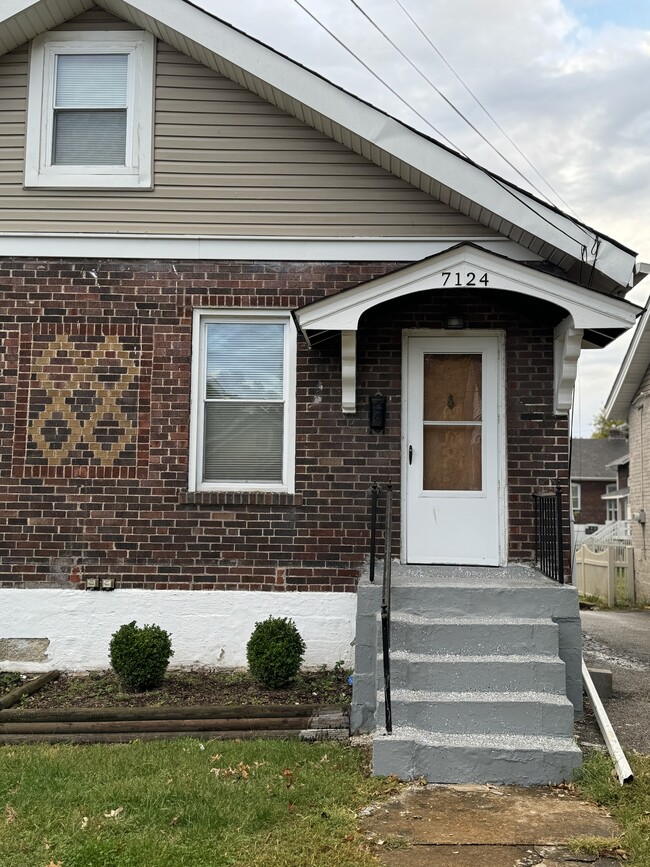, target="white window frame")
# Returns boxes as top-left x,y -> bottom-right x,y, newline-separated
605,483 -> 617,522
189,310 -> 296,493
25,30 -> 155,190
571,482 -> 581,516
